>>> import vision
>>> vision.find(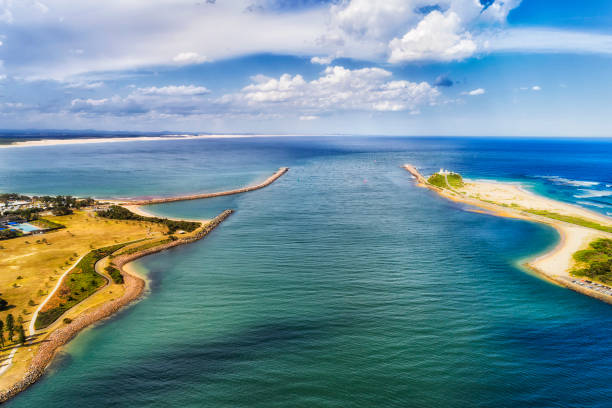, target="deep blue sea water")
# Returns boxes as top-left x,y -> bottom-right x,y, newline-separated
2,136 -> 612,407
